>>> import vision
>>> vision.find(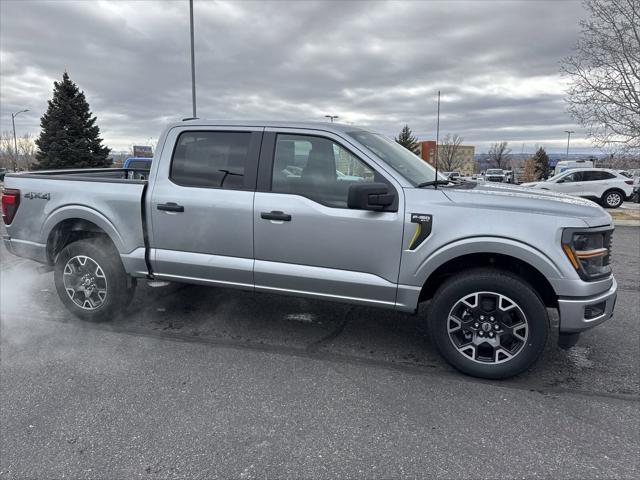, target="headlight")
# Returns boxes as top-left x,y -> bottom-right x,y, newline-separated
562,228 -> 613,280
